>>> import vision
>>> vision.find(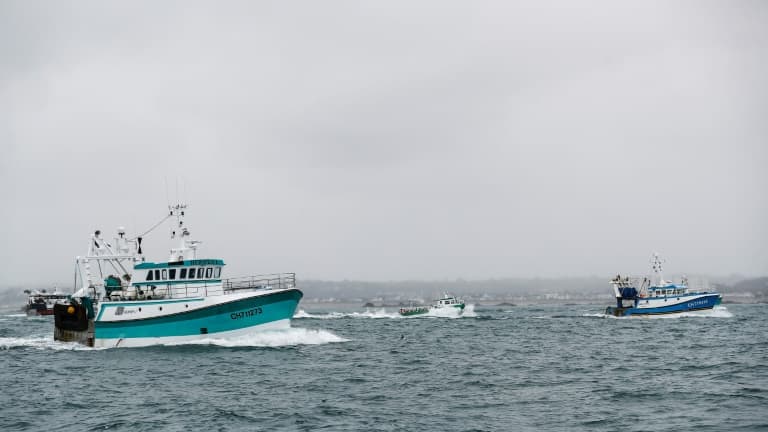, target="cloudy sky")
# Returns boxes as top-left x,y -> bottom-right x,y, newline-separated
1,1 -> 766,286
